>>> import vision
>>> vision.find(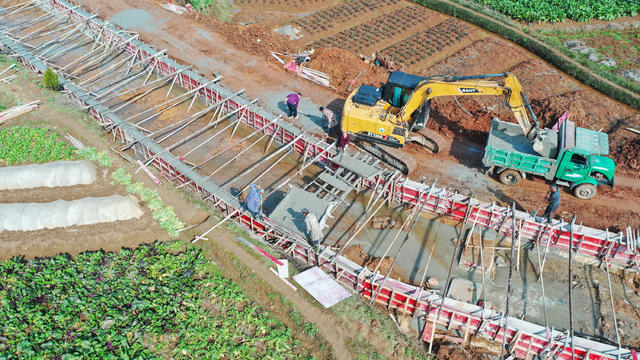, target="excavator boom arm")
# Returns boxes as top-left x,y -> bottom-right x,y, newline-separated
399,73 -> 539,138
